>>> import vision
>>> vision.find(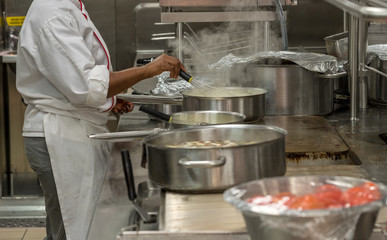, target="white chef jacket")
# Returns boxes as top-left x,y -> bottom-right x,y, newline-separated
16,0 -> 116,137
